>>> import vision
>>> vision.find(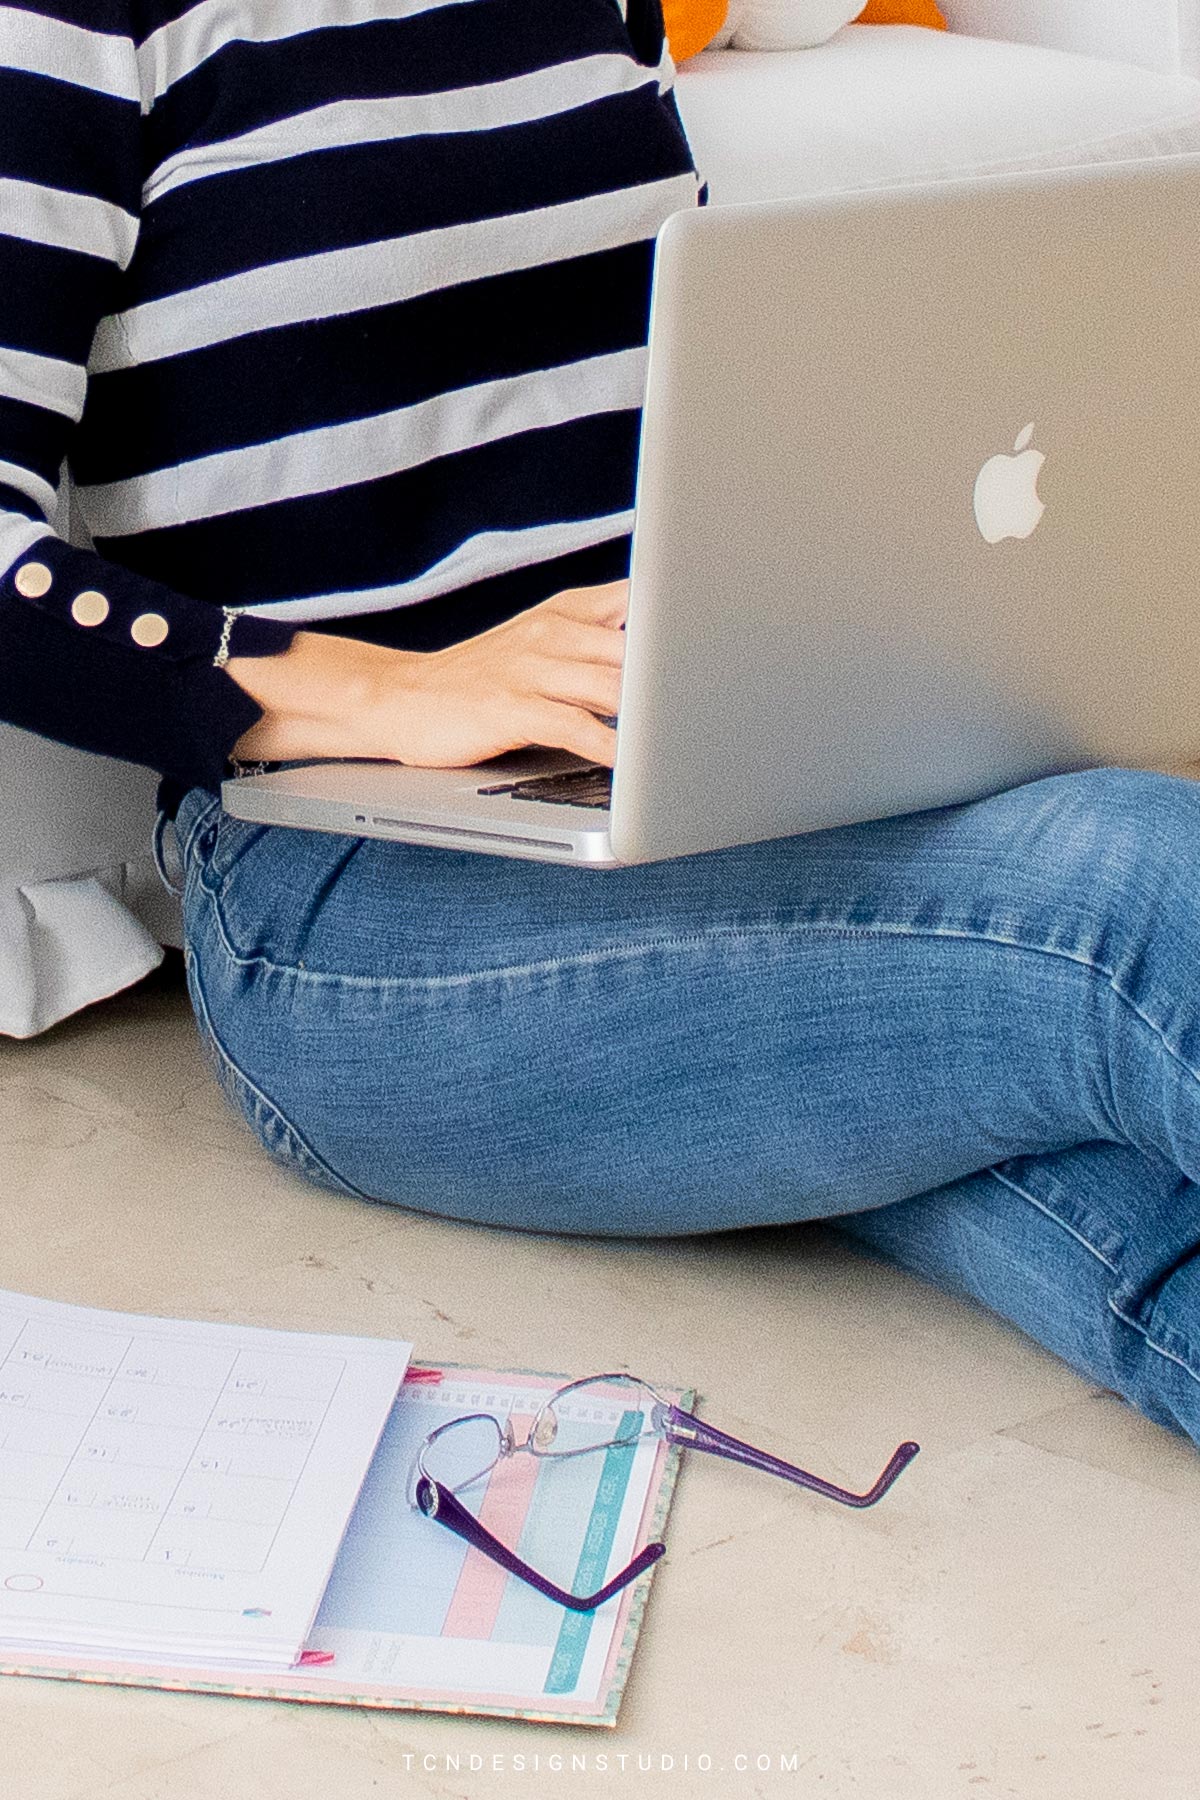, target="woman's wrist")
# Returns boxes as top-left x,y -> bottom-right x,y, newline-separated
225,629 -> 417,762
